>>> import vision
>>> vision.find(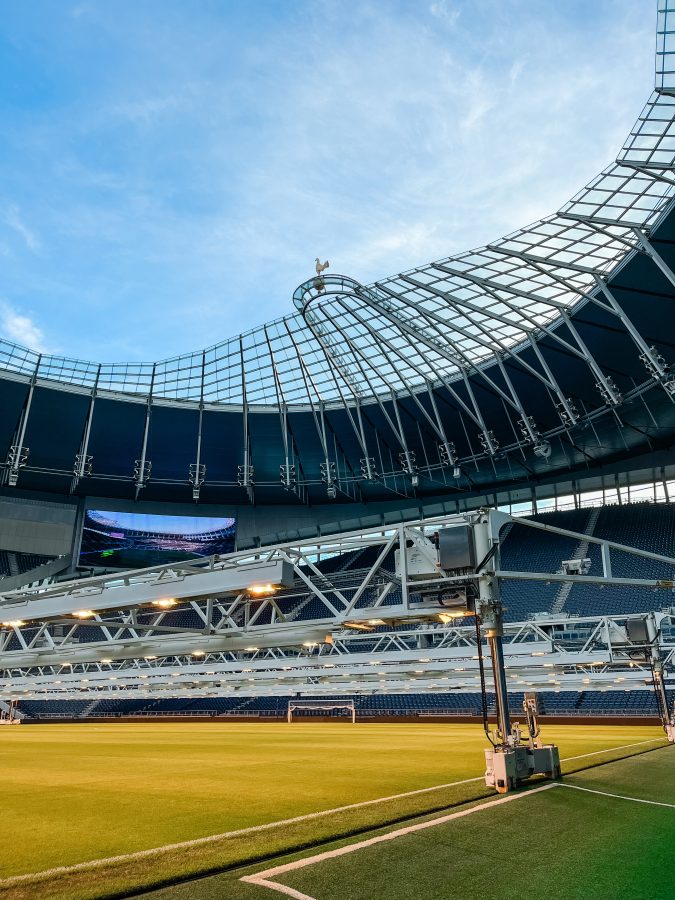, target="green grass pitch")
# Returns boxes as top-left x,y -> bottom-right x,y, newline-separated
229,748 -> 675,900
0,721 -> 667,900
